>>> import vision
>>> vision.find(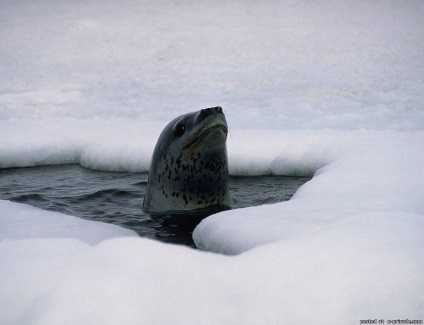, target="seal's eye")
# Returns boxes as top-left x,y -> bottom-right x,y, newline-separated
174,123 -> 185,137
